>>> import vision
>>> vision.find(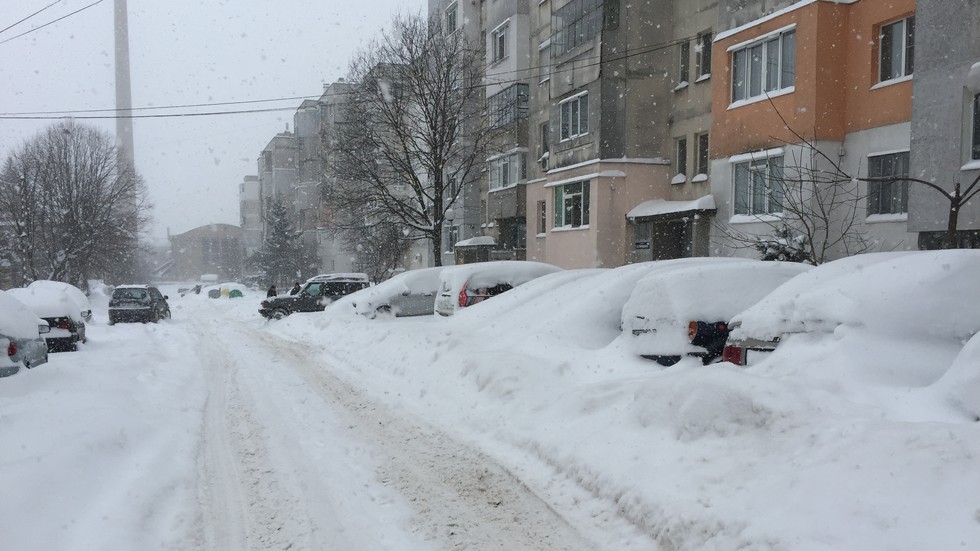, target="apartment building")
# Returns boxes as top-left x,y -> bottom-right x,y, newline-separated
709,0 -> 919,260
483,0 -> 532,261
909,0 -> 980,248
239,175 -> 261,257
432,0 -> 485,265
525,0 -> 682,269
